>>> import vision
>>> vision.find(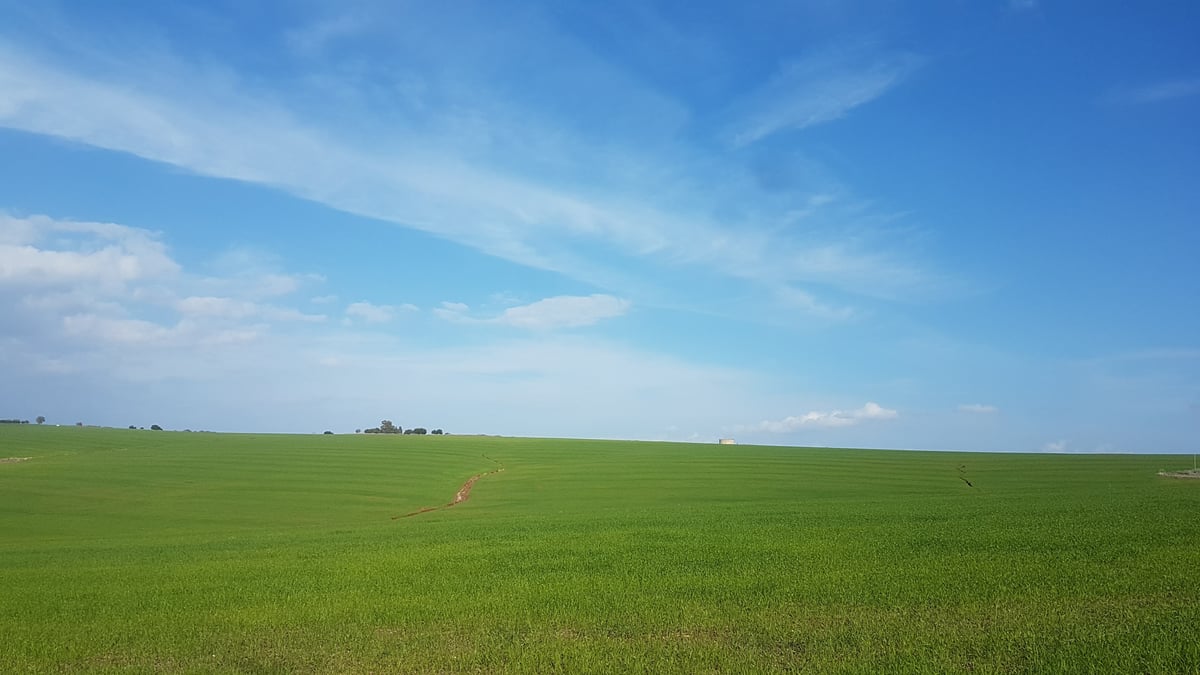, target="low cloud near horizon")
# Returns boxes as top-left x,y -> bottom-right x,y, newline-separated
745,402 -> 899,433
